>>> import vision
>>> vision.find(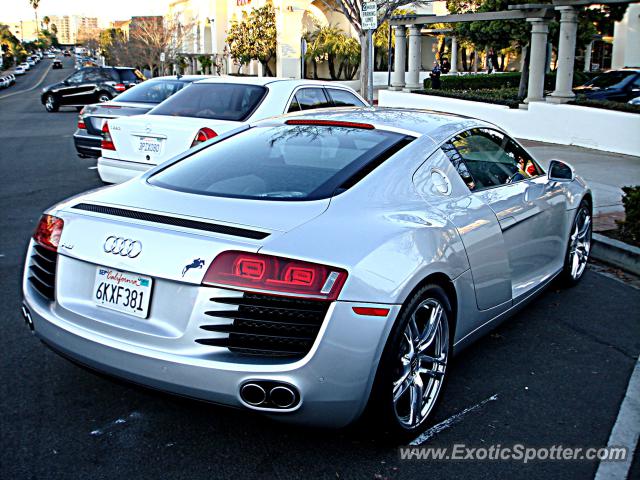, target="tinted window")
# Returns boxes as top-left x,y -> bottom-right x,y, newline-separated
149,125 -> 411,200
443,129 -> 542,191
287,95 -> 301,113
66,71 -> 84,83
106,68 -> 145,82
148,83 -> 266,121
83,68 -> 104,82
115,79 -> 190,104
327,88 -> 366,107
587,71 -> 636,89
294,88 -> 332,110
